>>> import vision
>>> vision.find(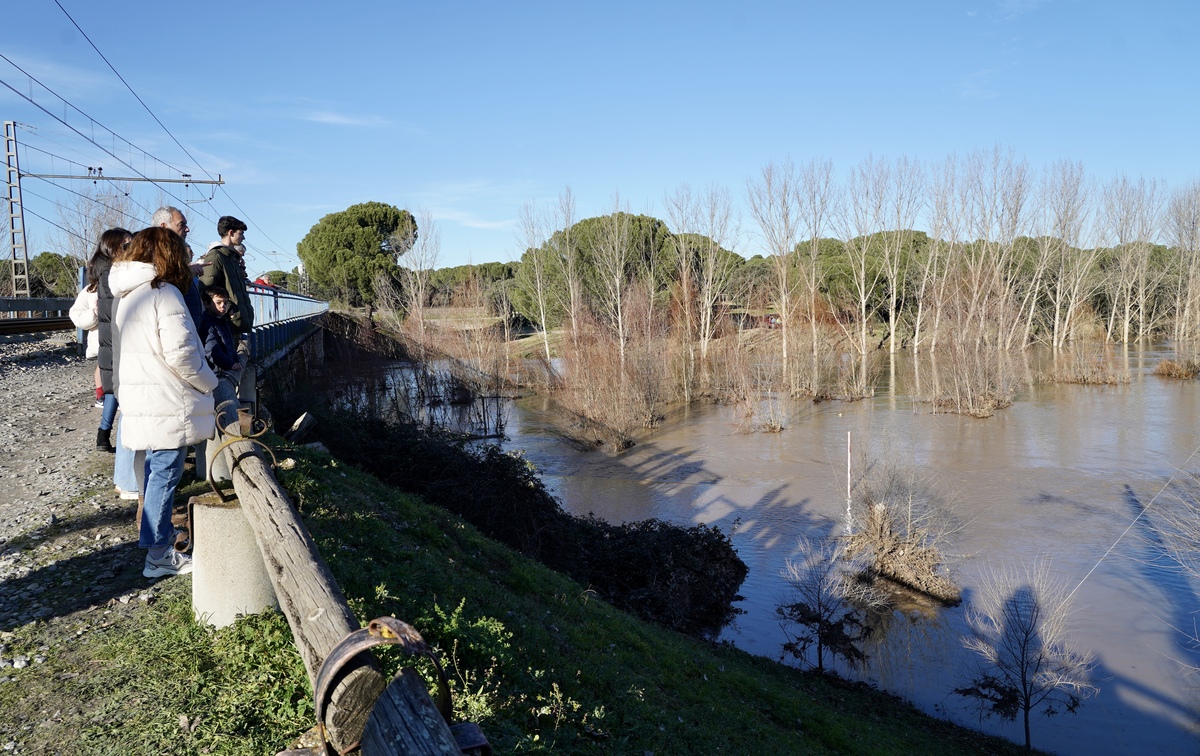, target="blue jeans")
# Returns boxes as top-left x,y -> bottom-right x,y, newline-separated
139,447 -> 187,549
99,393 -> 118,431
114,419 -> 142,495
